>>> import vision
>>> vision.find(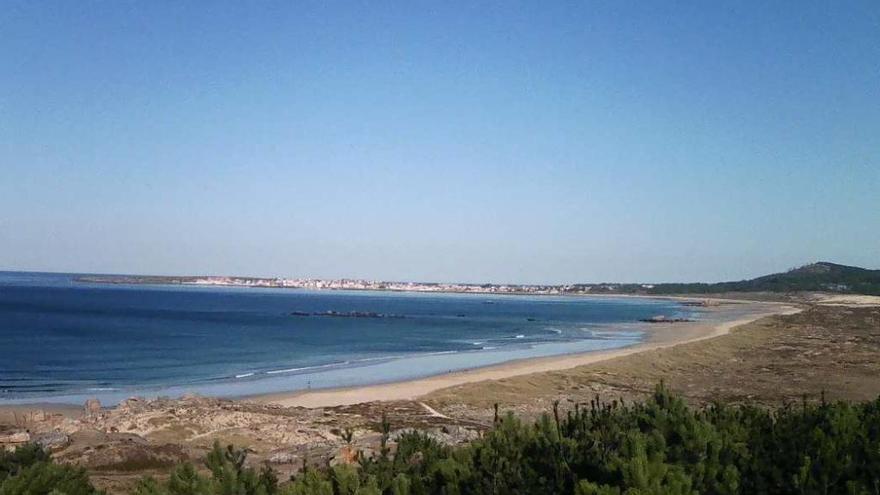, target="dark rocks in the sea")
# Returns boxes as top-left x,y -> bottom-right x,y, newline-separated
289,310 -> 405,319
679,300 -> 720,307
640,315 -> 694,323
526,317 -> 537,321
320,311 -> 406,319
